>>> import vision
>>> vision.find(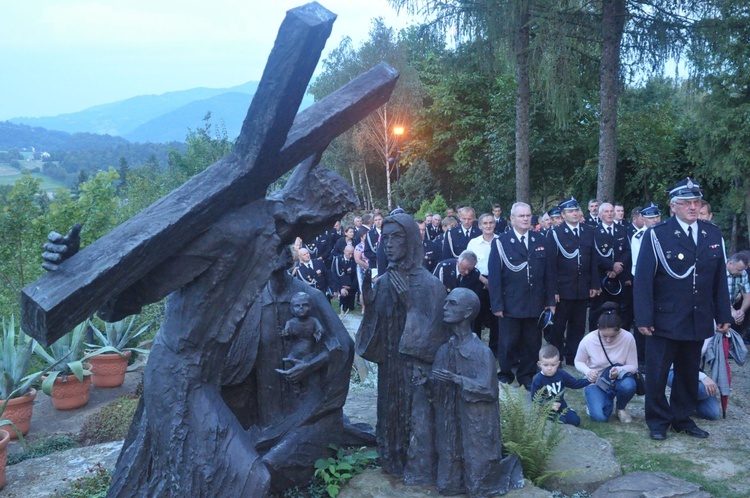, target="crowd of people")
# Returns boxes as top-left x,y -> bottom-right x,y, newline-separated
291,177 -> 747,440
